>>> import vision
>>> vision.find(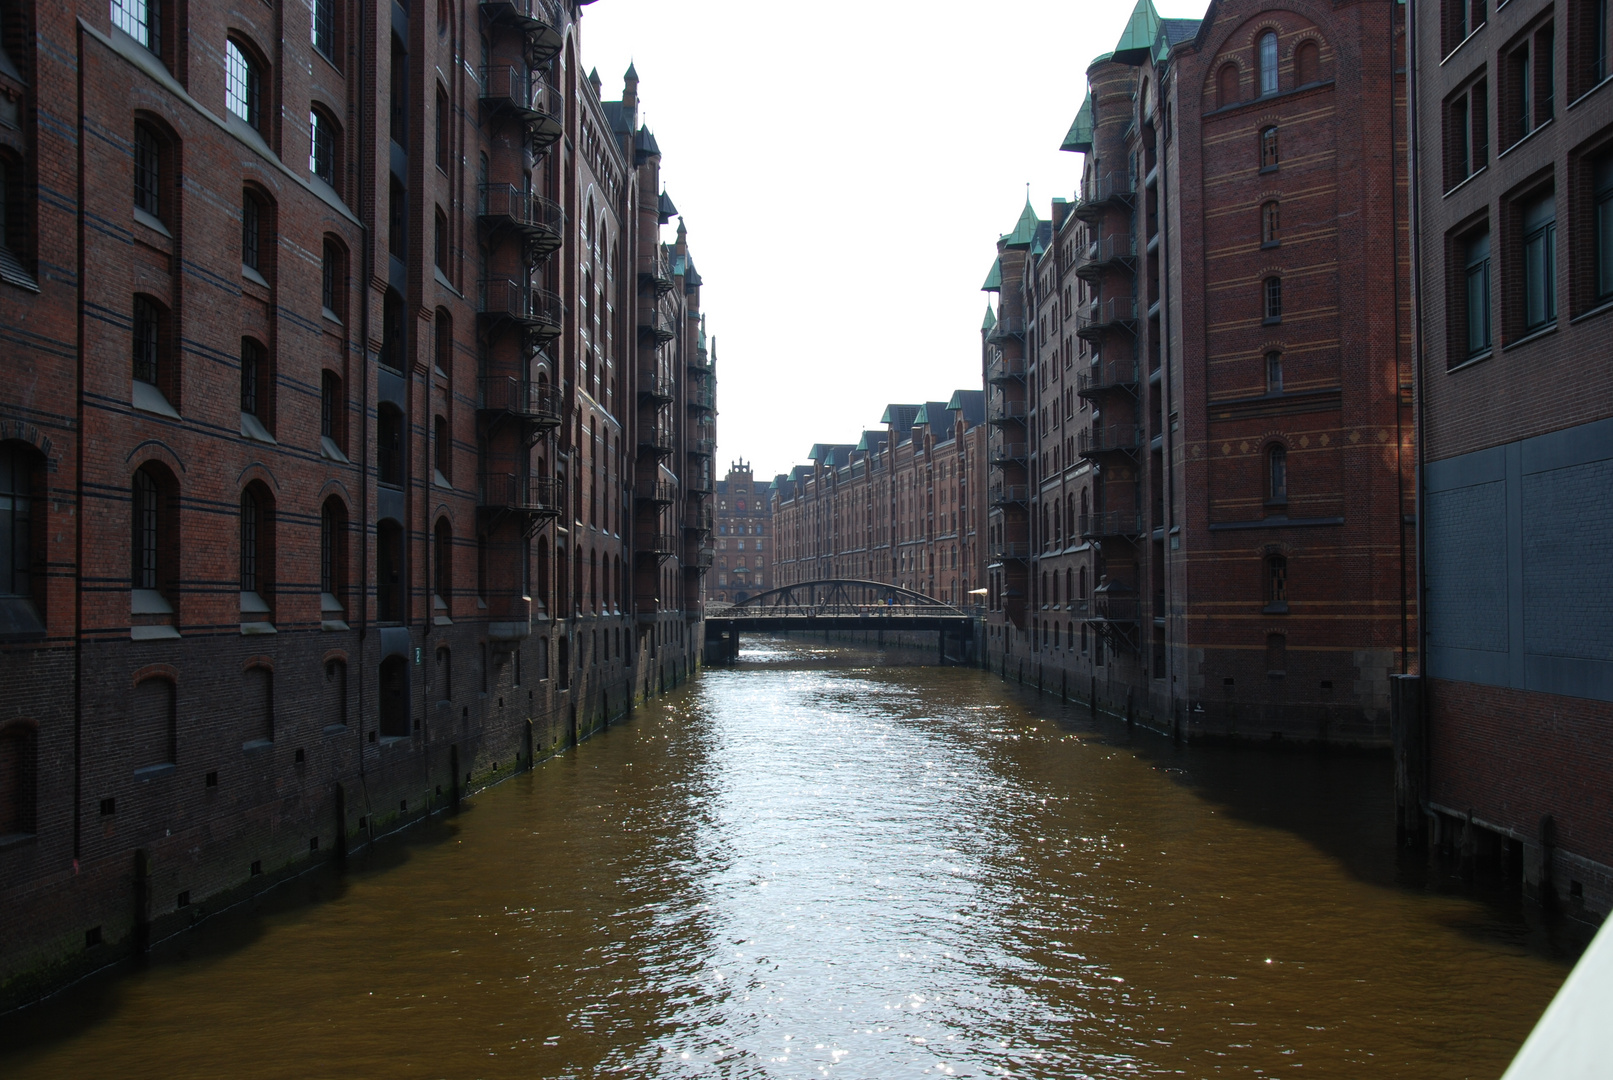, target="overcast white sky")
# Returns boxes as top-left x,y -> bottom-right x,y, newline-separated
579,0 -> 1205,482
